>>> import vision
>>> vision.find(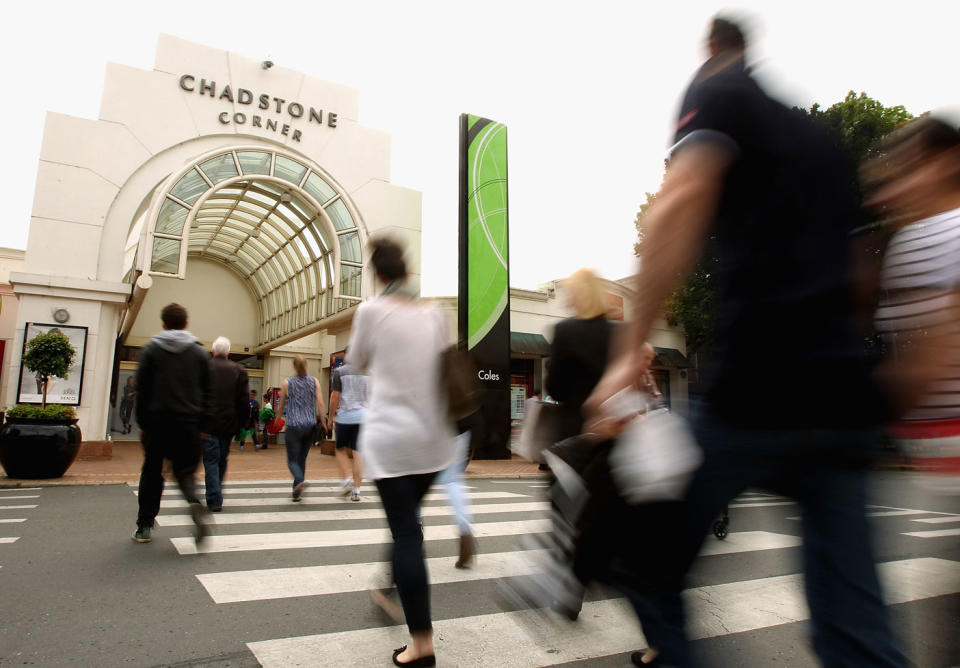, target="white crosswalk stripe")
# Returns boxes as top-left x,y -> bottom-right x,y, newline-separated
135,481 -> 958,666
247,558 -> 960,667
0,537 -> 19,544
157,501 -> 551,527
